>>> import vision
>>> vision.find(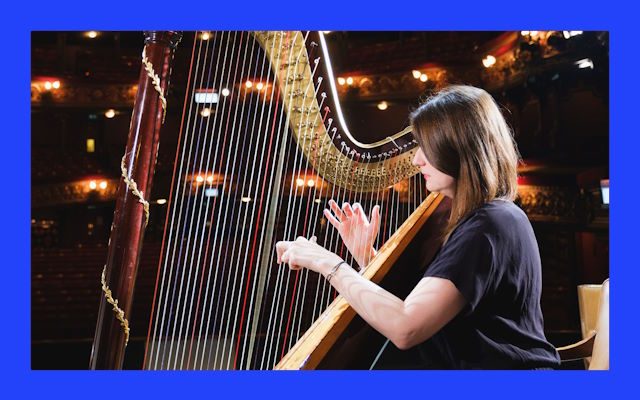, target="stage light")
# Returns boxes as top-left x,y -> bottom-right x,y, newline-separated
86,31 -> 98,39
206,175 -> 214,183
196,175 -> 204,183
337,77 -> 346,85
105,109 -> 116,119
377,101 -> 388,111
201,31 -> 211,41
89,180 -> 97,190
412,70 -> 421,79
482,55 -> 496,68
246,80 -> 253,88
575,58 -> 594,69
296,178 -> 305,187
346,77 -> 354,85
156,199 -> 167,205
256,82 -> 264,90
200,108 -> 211,117
194,91 -> 219,104
44,81 -> 52,90
307,179 -> 315,187
221,88 -> 230,97
419,73 -> 428,82
99,181 -> 107,190
52,80 -> 60,89
563,31 -> 583,39
600,179 -> 609,205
